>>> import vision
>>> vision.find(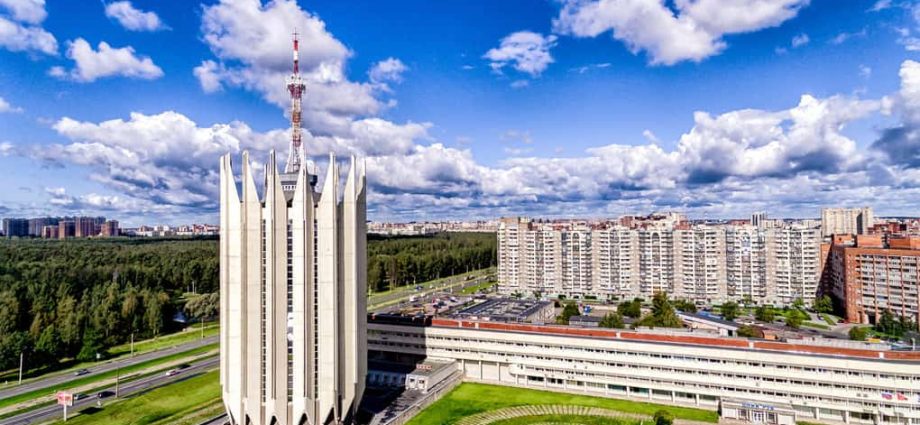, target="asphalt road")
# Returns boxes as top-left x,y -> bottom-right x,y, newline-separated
0,355 -> 219,425
199,413 -> 229,425
0,334 -> 218,401
368,269 -> 494,311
